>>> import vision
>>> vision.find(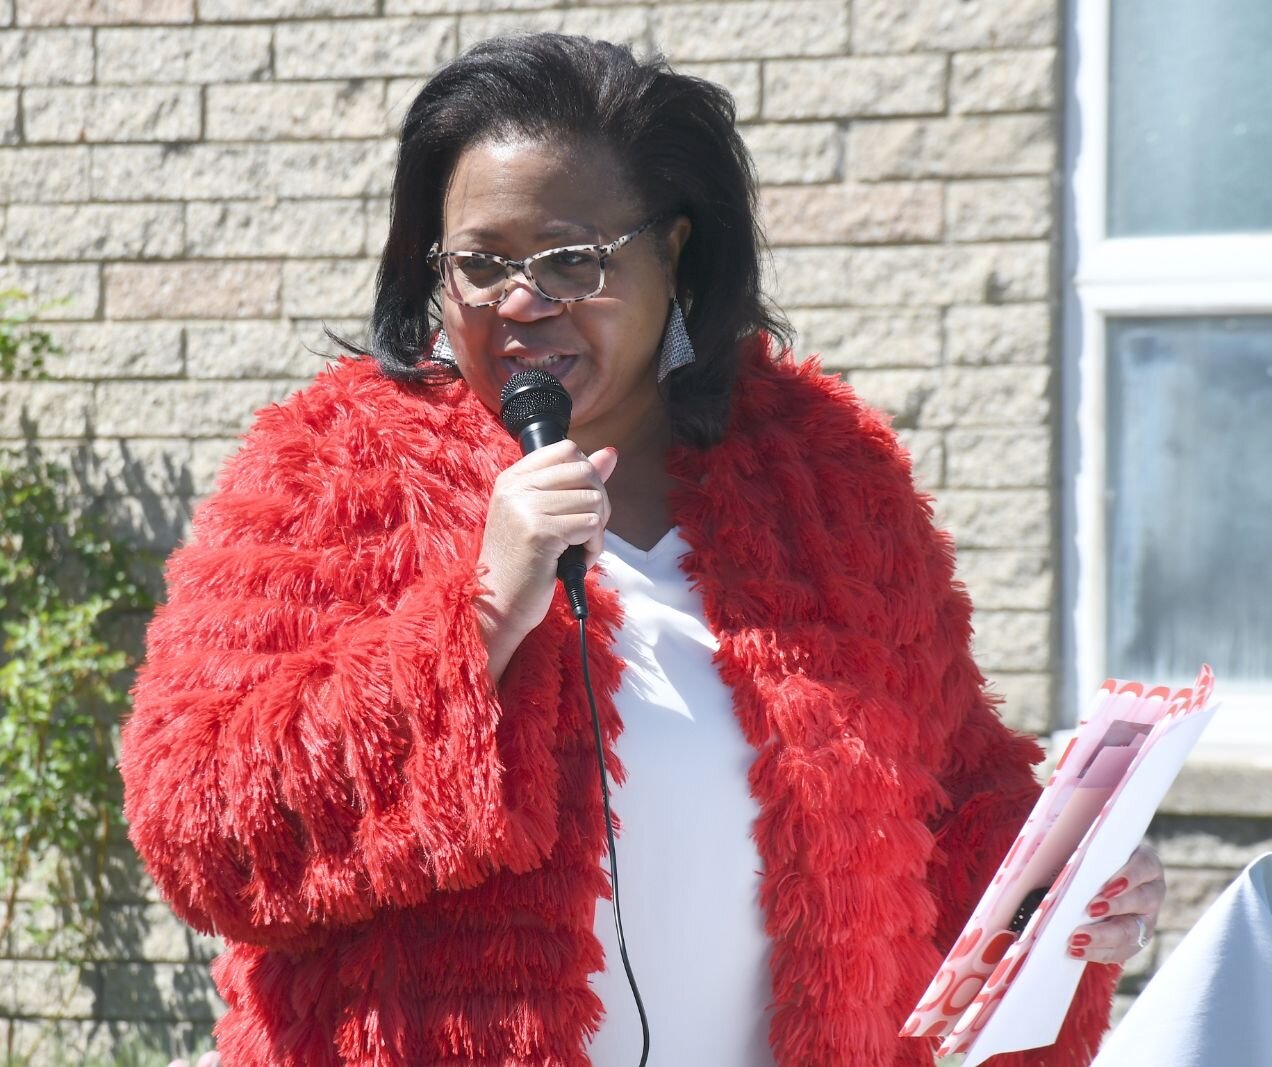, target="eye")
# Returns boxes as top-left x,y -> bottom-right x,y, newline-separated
541,249 -> 600,277
455,255 -> 504,286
